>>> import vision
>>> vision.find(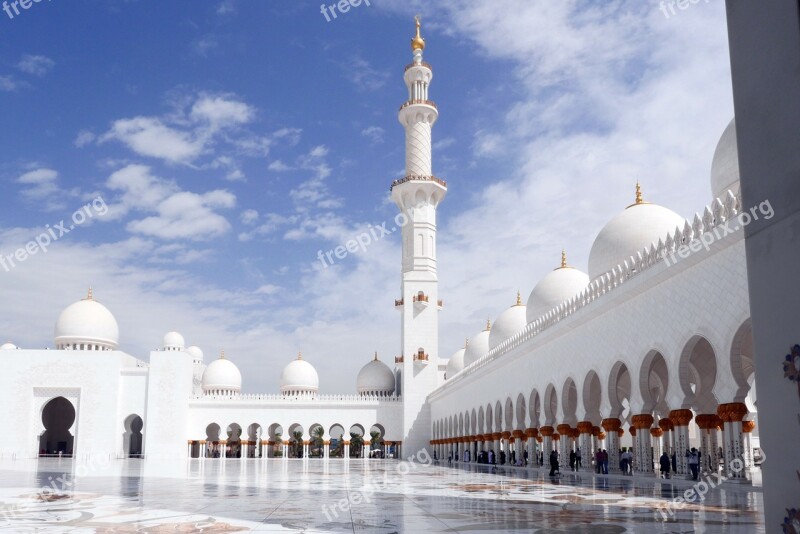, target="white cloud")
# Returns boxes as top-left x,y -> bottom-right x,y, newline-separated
17,54 -> 54,76
15,168 -> 79,211
74,130 -> 96,148
255,284 -> 281,295
0,76 -> 17,91
240,209 -> 259,225
101,117 -> 203,164
217,0 -> 237,15
268,160 -> 293,172
361,126 -> 385,144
